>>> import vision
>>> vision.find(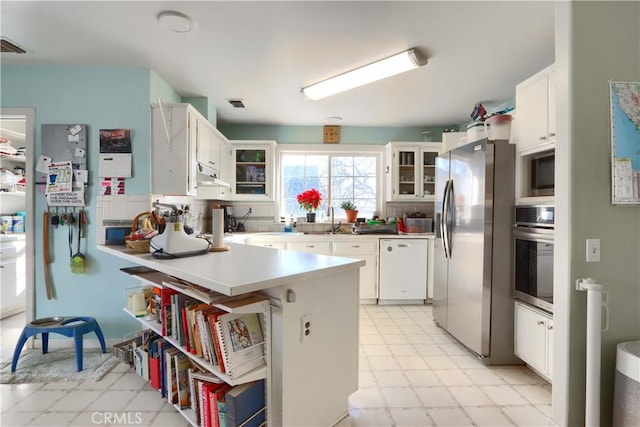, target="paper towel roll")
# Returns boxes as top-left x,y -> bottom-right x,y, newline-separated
212,208 -> 225,248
